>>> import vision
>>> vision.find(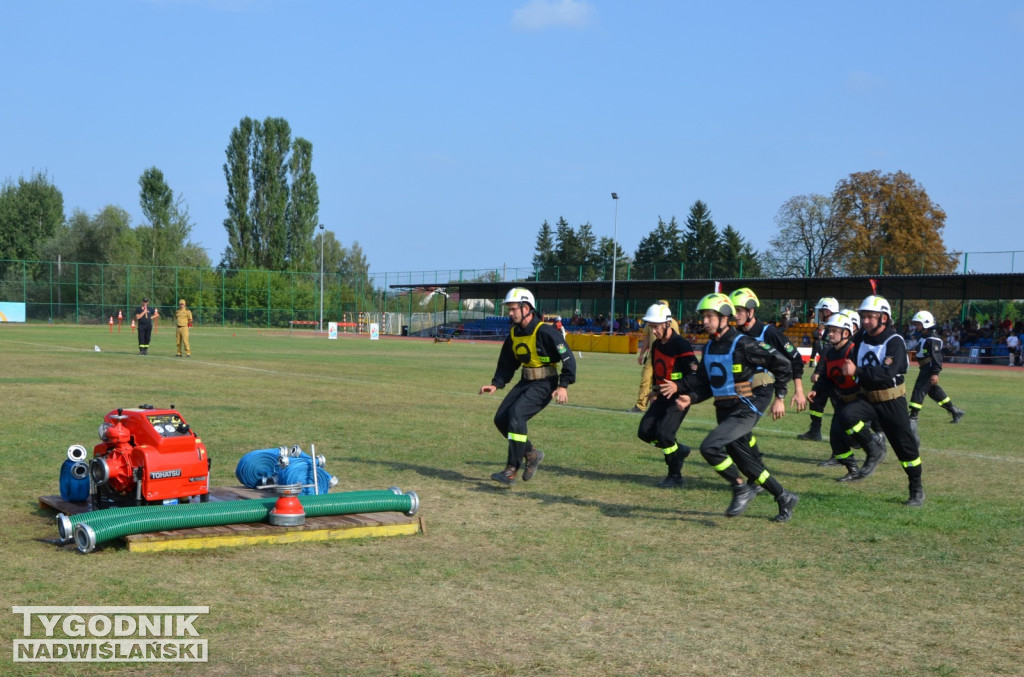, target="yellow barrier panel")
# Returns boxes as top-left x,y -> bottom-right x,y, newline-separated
567,333 -> 642,354
609,335 -> 631,354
